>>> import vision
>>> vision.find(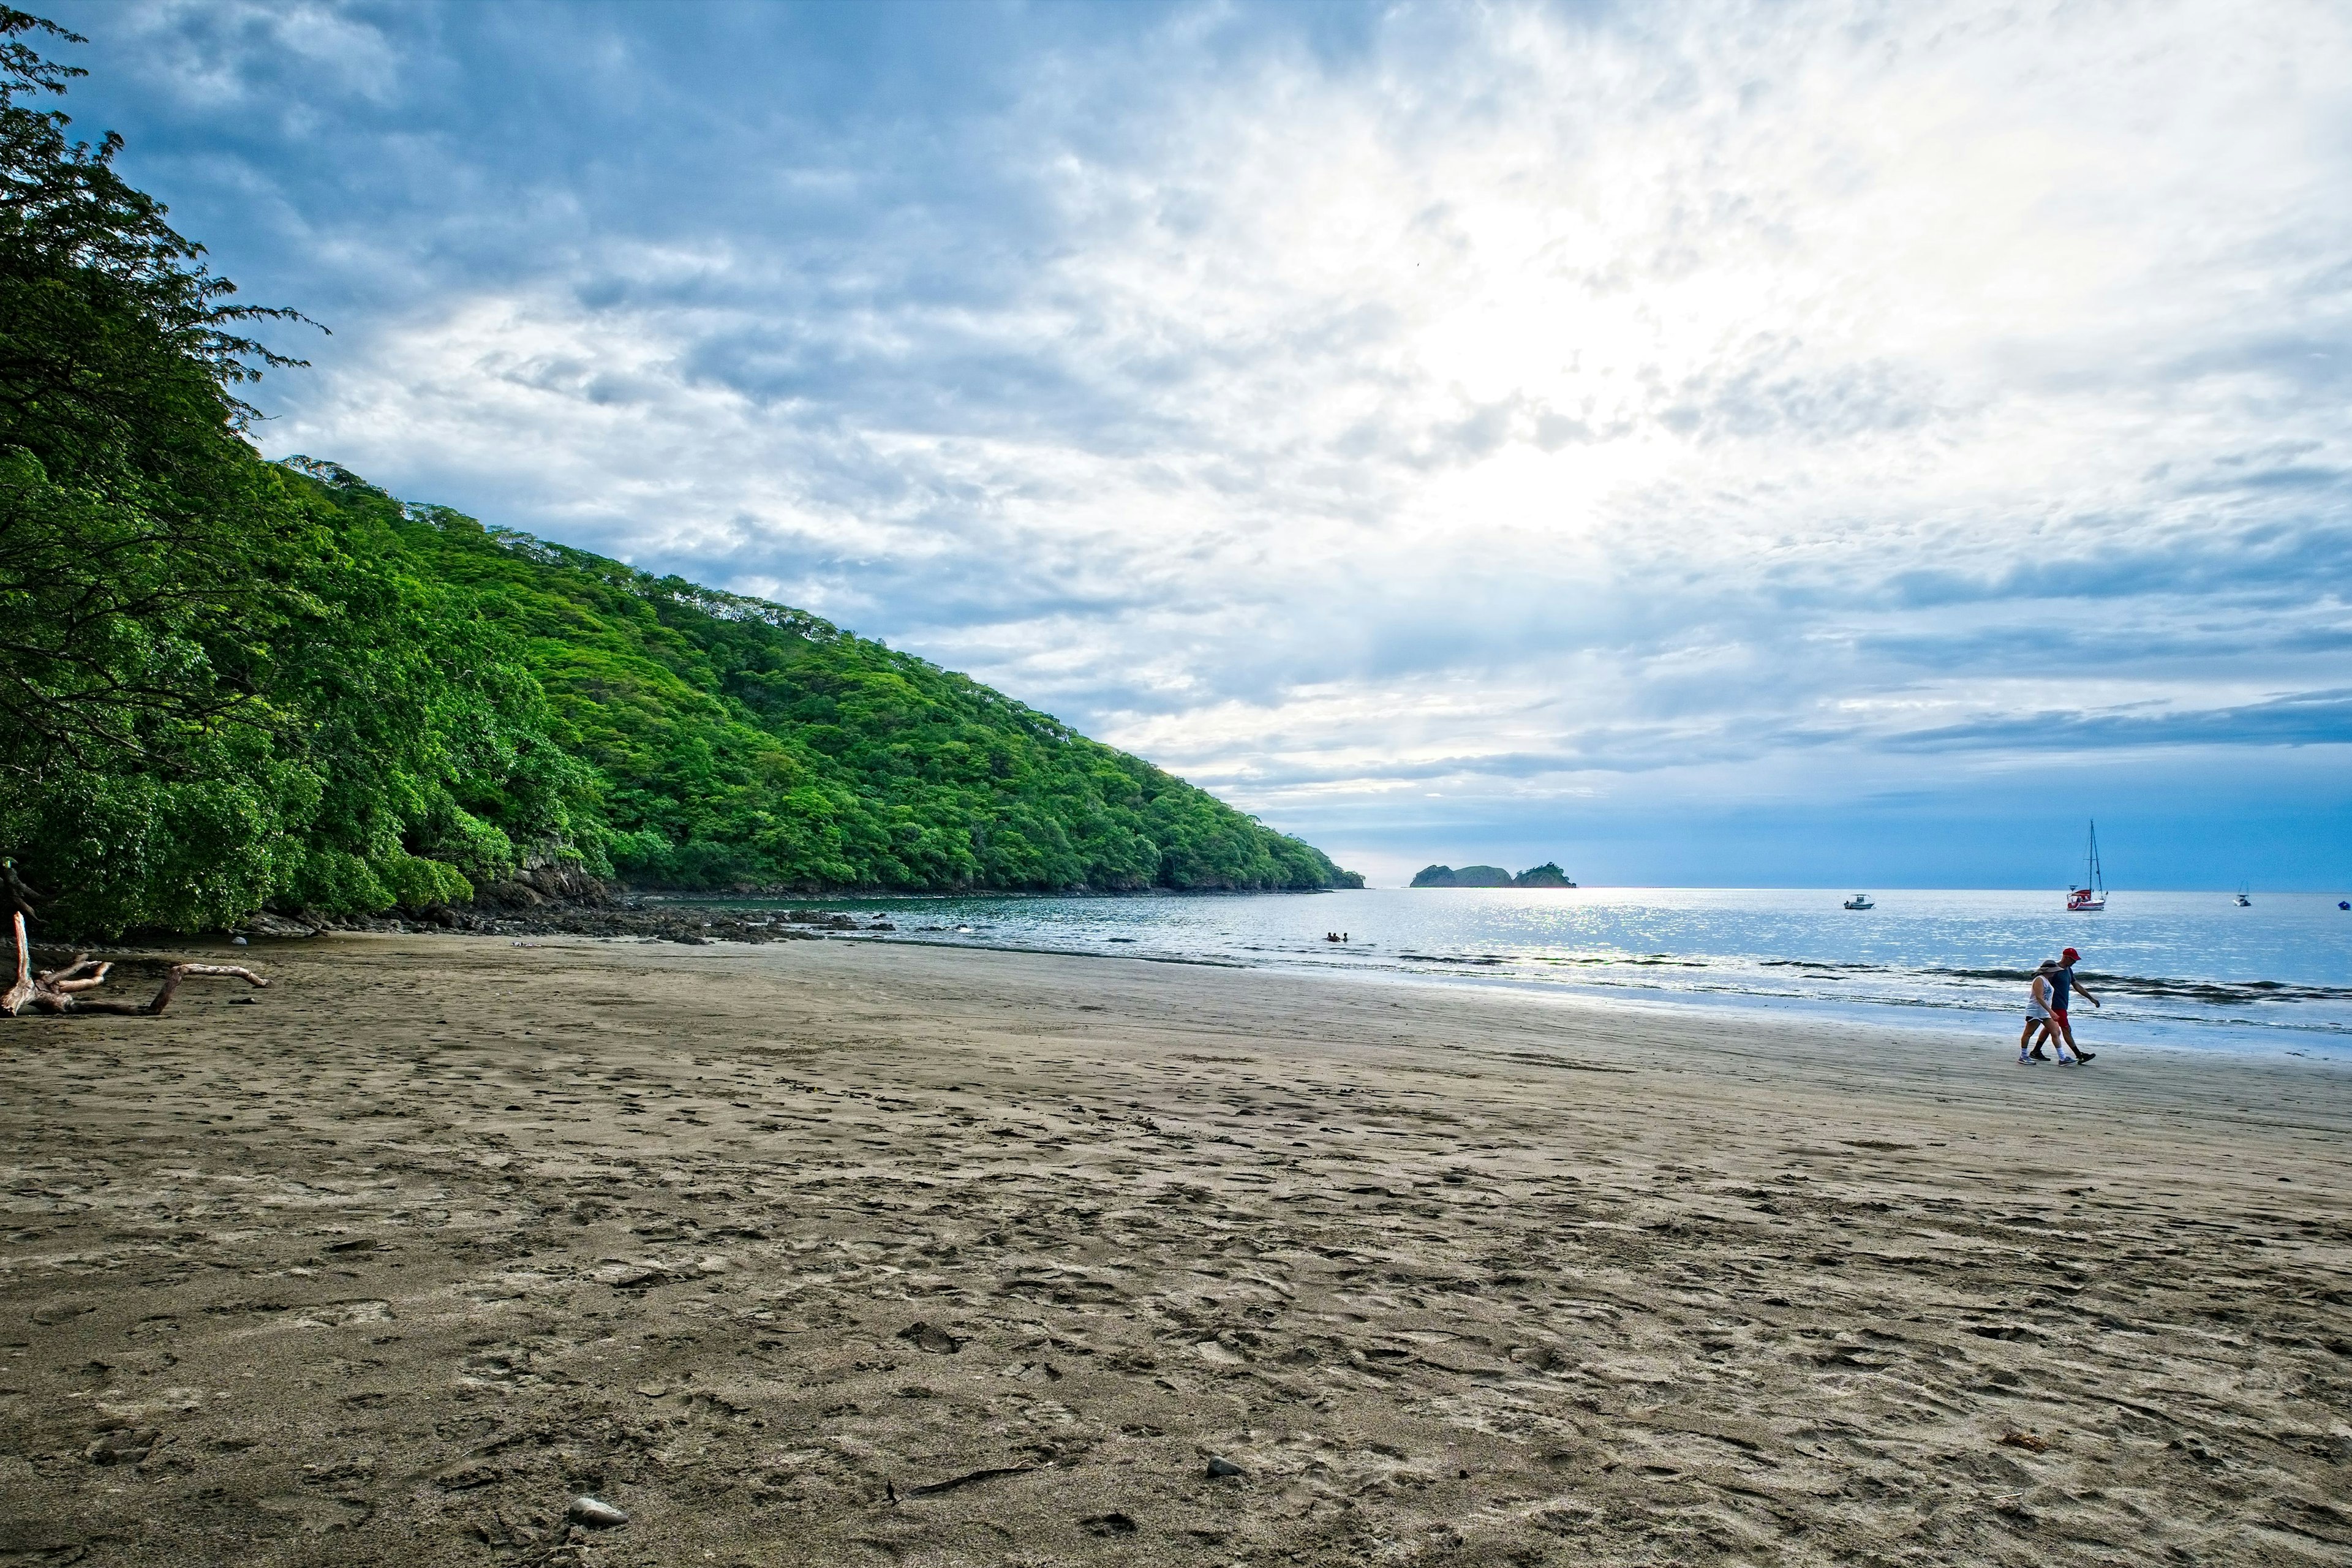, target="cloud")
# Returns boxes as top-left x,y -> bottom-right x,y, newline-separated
109,0 -> 401,108
47,0 -> 2352,881
1888,688 -> 2352,753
